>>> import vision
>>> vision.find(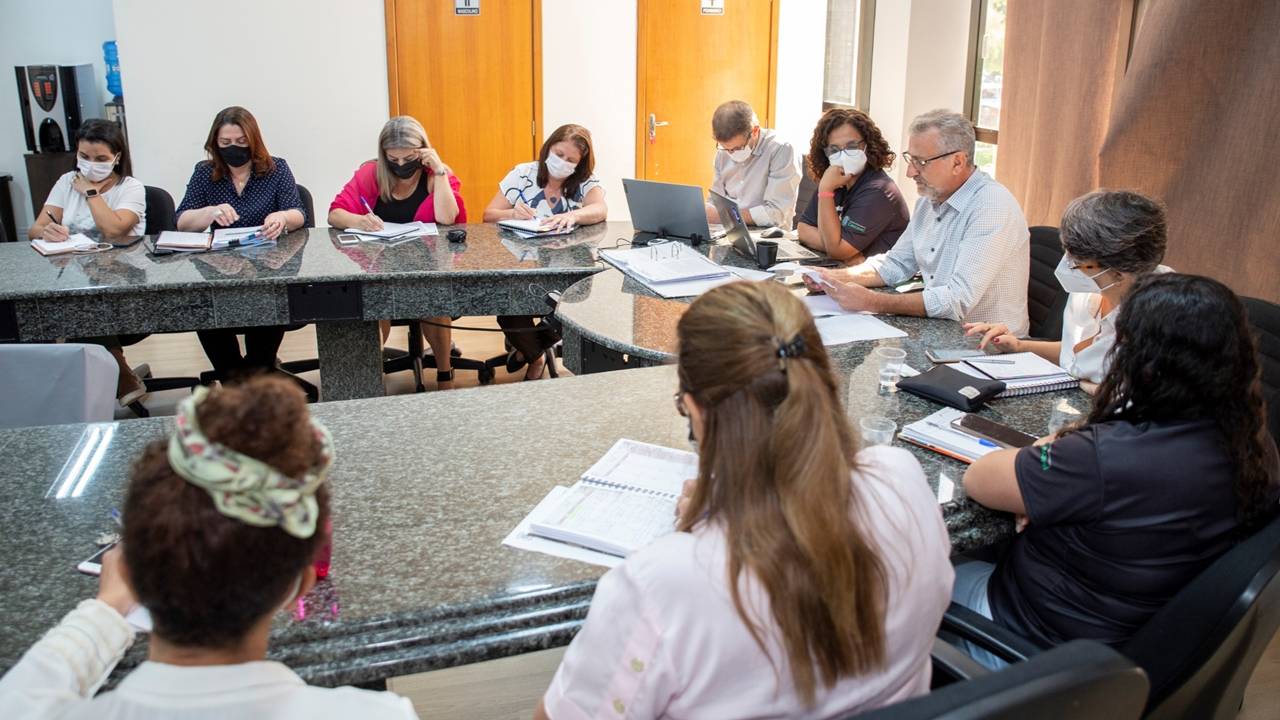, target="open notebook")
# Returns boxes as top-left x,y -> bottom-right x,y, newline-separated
156,226 -> 271,252
30,233 -> 99,256
523,439 -> 697,559
899,407 -> 1003,464
954,352 -> 1080,397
